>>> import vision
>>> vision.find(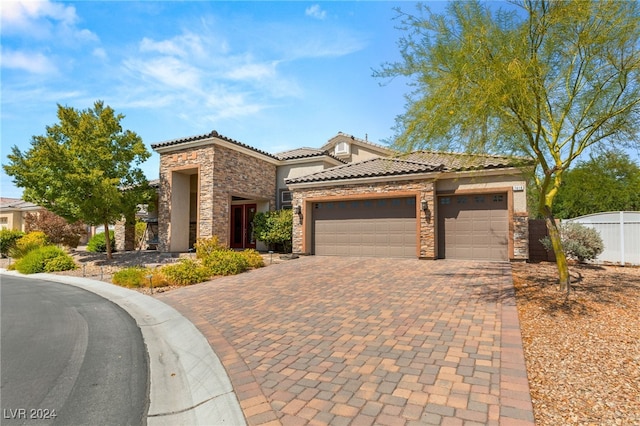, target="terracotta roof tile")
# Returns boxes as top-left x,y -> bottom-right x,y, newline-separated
275,147 -> 346,163
285,158 -> 444,184
286,151 -> 527,185
151,130 -> 278,159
